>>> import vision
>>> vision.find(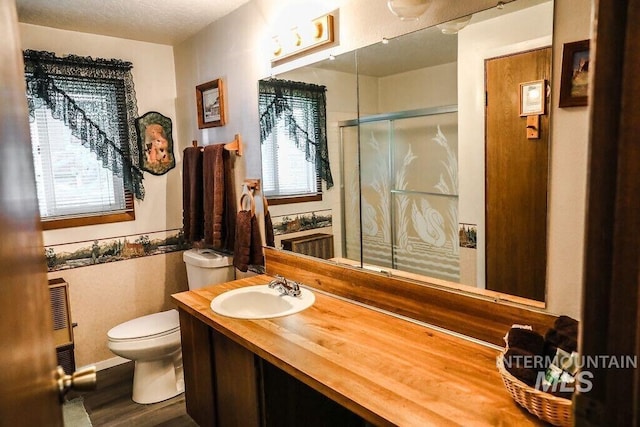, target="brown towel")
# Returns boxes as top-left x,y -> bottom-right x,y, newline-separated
544,315 -> 579,355
233,210 -> 252,272
265,210 -> 275,247
182,146 -> 203,242
504,348 -> 542,386
249,214 -> 264,266
222,149 -> 236,252
506,327 -> 545,355
203,144 -> 225,248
